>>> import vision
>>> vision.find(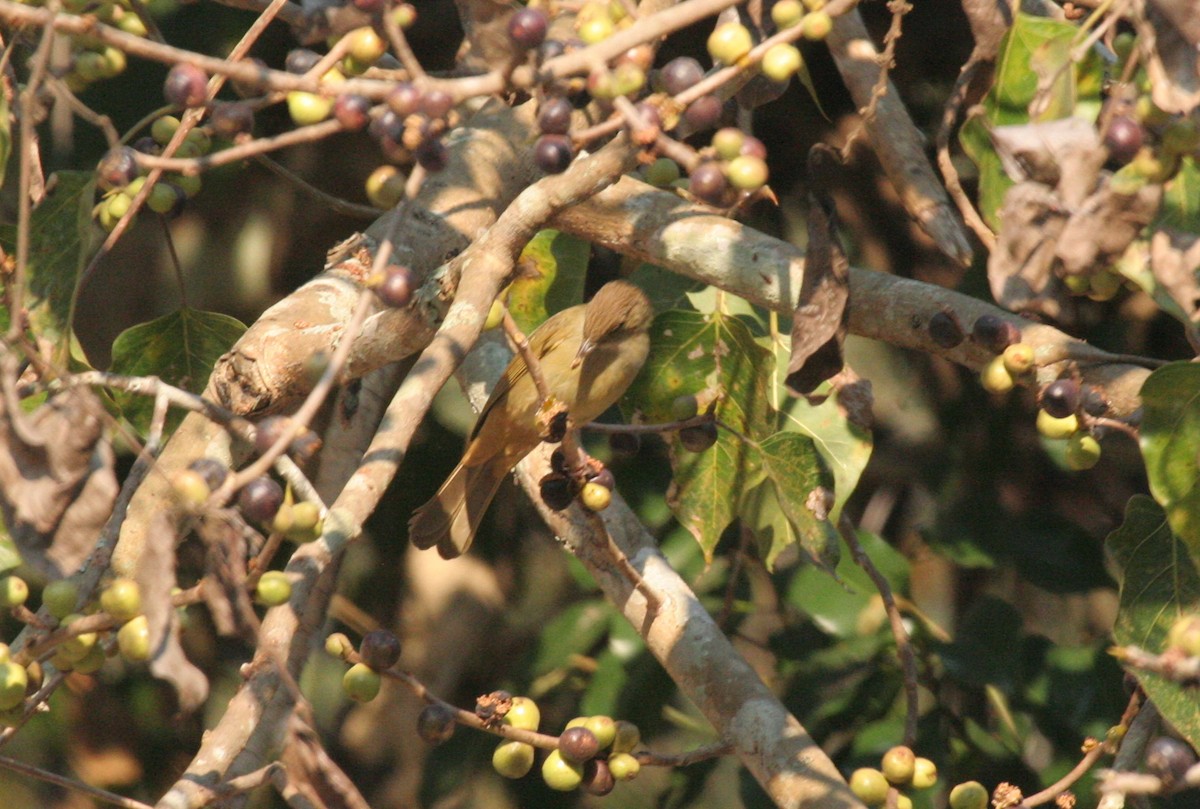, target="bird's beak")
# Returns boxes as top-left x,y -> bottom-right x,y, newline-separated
571,338 -> 595,369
